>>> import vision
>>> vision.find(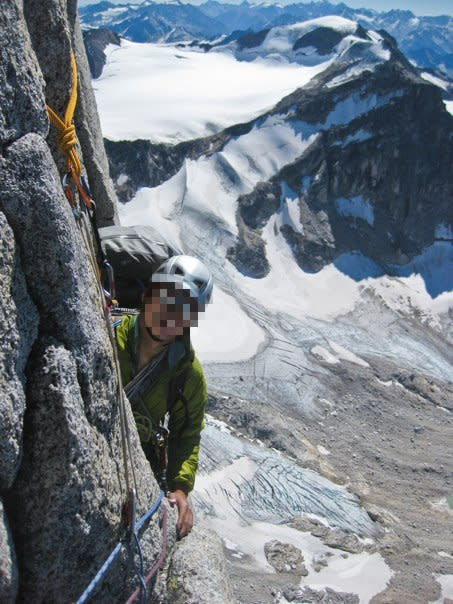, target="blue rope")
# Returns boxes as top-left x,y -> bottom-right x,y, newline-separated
135,491 -> 164,532
129,531 -> 147,604
75,490 -> 164,604
76,542 -> 122,604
